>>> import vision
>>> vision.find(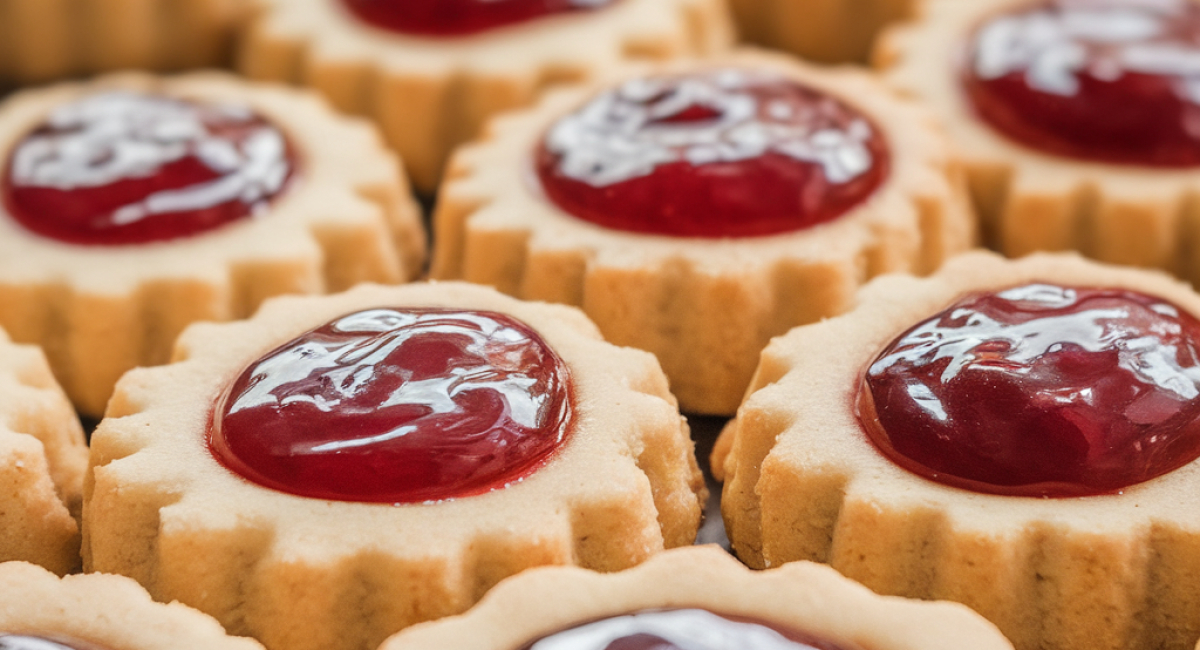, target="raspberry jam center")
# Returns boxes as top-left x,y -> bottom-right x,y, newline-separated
209,308 -> 573,503
520,610 -> 855,650
859,284 -> 1200,497
339,0 -> 618,37
962,0 -> 1200,166
3,91 -> 296,246
535,69 -> 890,238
